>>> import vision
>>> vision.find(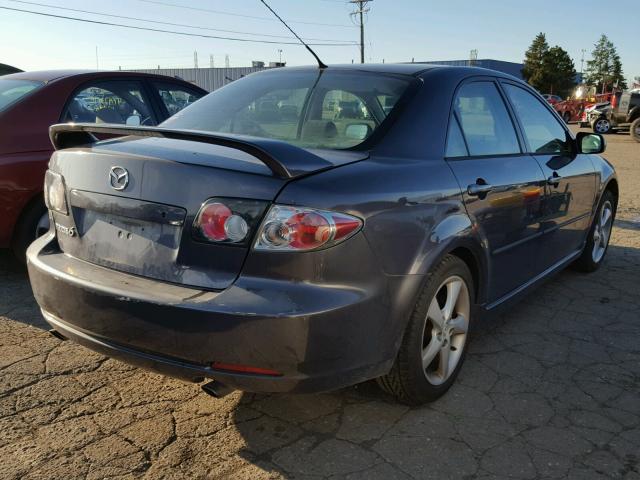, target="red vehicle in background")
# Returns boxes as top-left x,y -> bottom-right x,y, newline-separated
554,85 -> 613,124
0,70 -> 206,261
542,94 -> 563,105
